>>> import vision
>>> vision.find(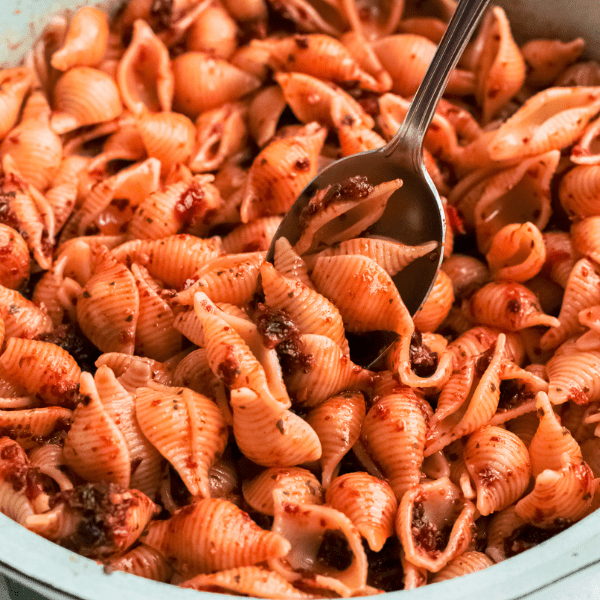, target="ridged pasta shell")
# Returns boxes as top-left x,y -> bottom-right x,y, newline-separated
560,165 -> 600,219
0,91 -> 62,192
485,505 -> 527,562
273,238 -> 314,289
136,384 -> 227,498
463,425 -> 531,515
181,566 -> 313,598
430,551 -> 495,583
522,38 -> 584,89
541,258 -> 600,350
284,334 -> 372,407
571,117 -> 600,165
0,68 -> 33,140
231,387 -> 321,466
141,498 -> 291,573
341,0 -> 403,40
413,270 -> 454,332
0,437 -> 47,524
63,372 -> 131,487
486,222 -> 546,282
326,472 -> 398,552
312,254 -> 413,337
340,30 -> 393,92
361,391 -> 427,500
0,285 -> 53,339
135,111 -> 196,173
372,35 -> 474,98
488,87 -> 600,161
222,217 -> 282,254
463,281 -> 560,331
0,338 -> 80,406
261,261 -> 348,352
275,72 -> 373,129
186,3 -> 239,59
546,348 -> 600,405
240,123 -> 327,222
93,364 -> 162,497
0,224 -> 29,289
396,477 -> 476,572
0,406 -> 72,450
112,234 -> 223,289
267,0 -> 344,36
172,52 -> 261,118
106,544 -> 172,582
529,392 -> 582,477
191,102 -> 248,172
515,458 -> 595,528
305,392 -> 365,487
442,254 -> 490,298
474,7 -> 525,124
51,7 -> 109,71
29,444 -> 73,491
51,67 -> 123,134
117,19 -> 173,115
76,247 -> 139,354
242,467 -> 324,515
271,496 -> 368,594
